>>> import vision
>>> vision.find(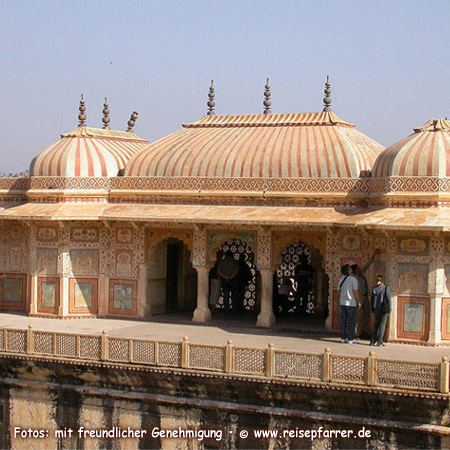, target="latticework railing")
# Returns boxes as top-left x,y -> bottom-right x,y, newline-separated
331,355 -> 366,384
0,327 -> 448,394
188,343 -> 225,372
377,359 -> 440,391
274,350 -> 322,380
